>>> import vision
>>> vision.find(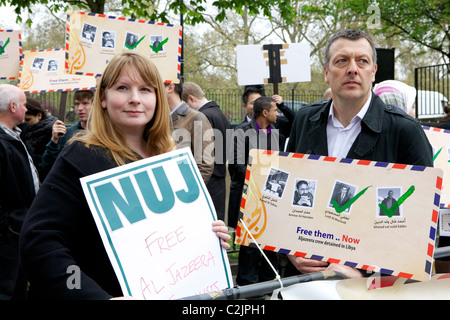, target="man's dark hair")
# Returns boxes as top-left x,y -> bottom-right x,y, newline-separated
324,29 -> 377,69
296,180 -> 308,189
242,86 -> 264,104
253,96 -> 275,118
173,83 -> 182,98
74,90 -> 94,103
